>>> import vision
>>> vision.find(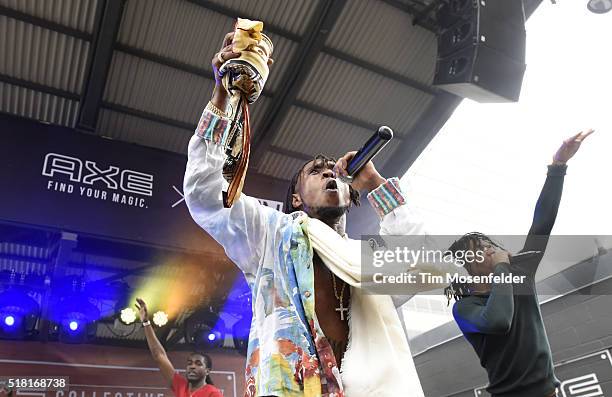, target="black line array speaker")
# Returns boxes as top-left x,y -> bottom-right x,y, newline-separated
433,0 -> 527,102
